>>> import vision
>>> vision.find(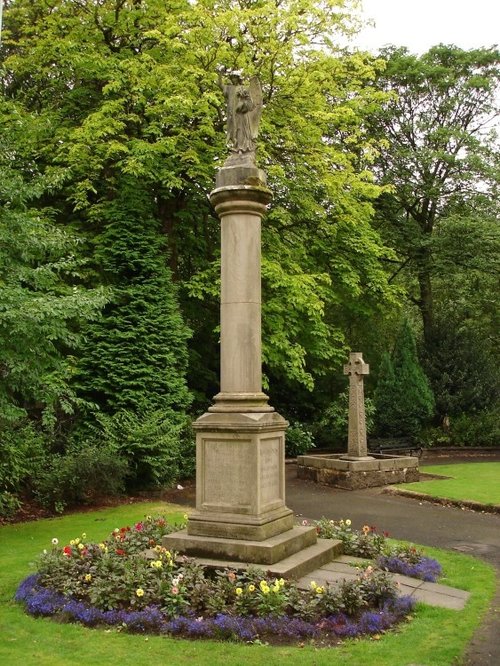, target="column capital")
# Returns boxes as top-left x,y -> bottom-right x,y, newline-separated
210,184 -> 272,217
